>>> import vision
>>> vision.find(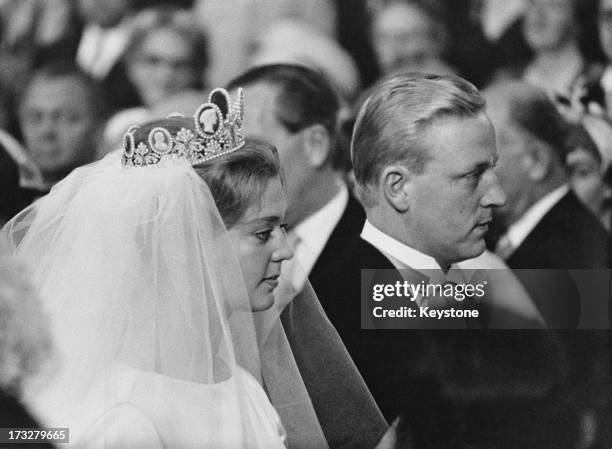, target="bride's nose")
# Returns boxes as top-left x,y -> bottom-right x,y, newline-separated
271,232 -> 294,262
